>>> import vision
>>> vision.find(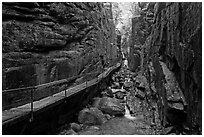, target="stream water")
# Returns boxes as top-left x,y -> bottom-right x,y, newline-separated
56,61 -> 165,135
